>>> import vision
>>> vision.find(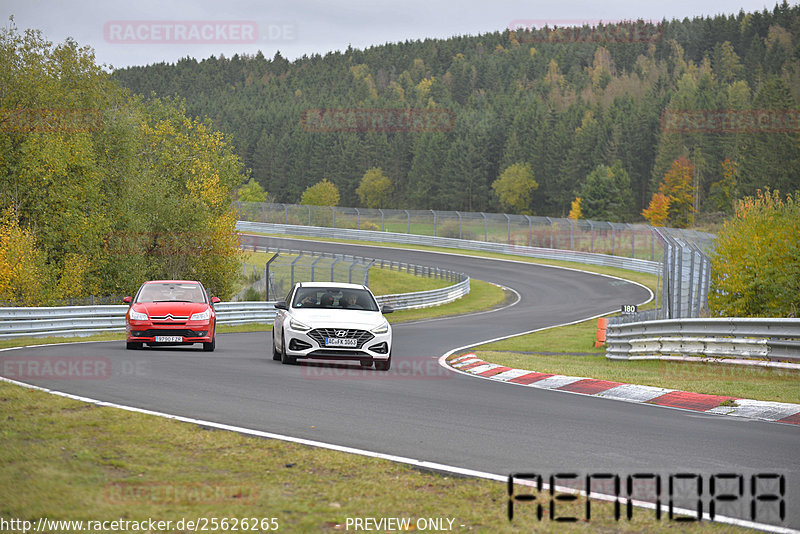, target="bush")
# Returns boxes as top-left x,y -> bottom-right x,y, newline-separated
708,190 -> 800,317
437,220 -> 476,240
